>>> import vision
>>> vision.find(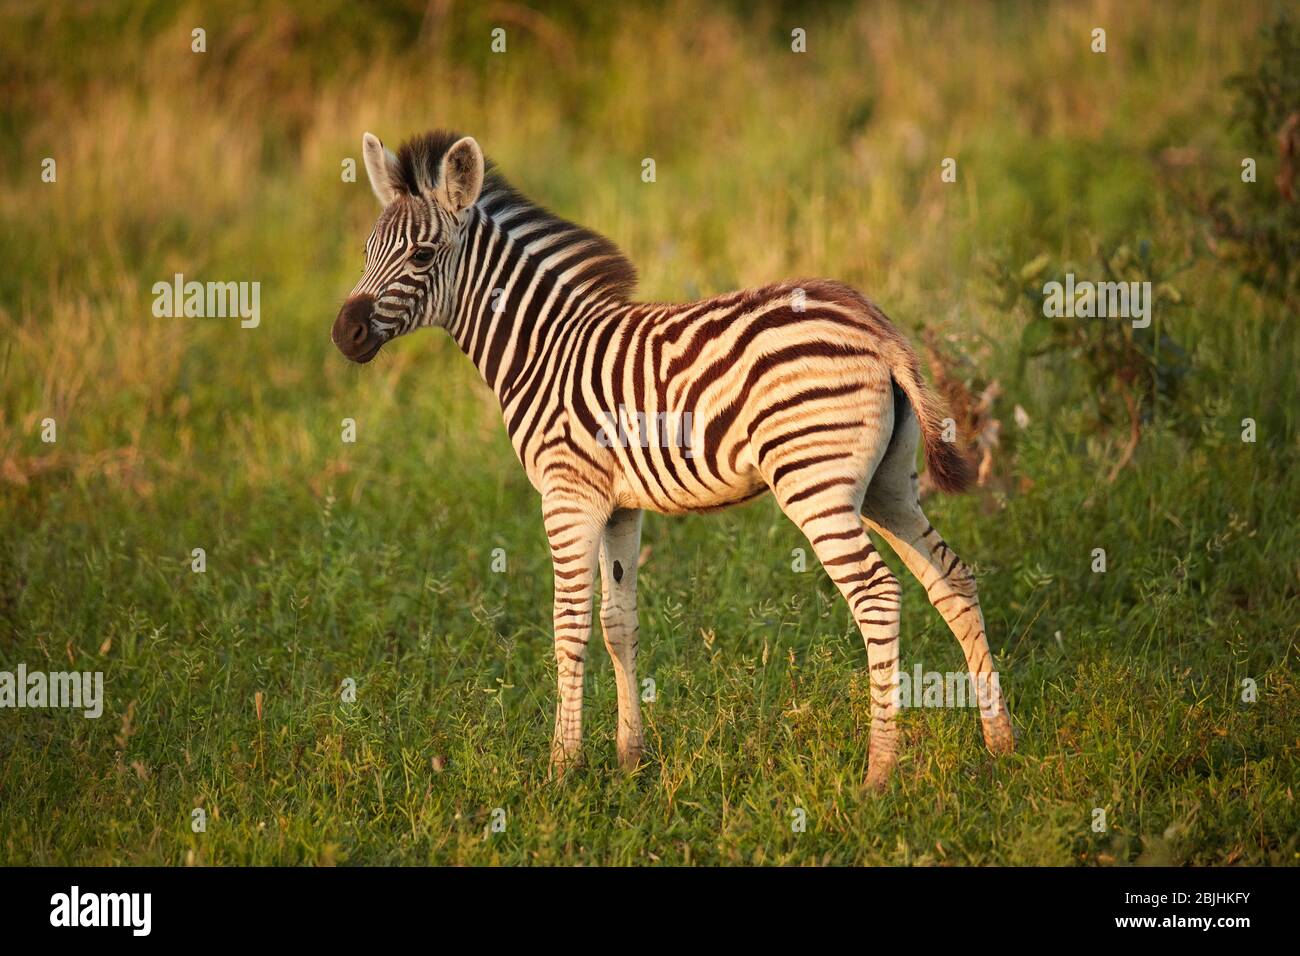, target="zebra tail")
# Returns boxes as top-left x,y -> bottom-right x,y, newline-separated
887,348 -> 976,495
